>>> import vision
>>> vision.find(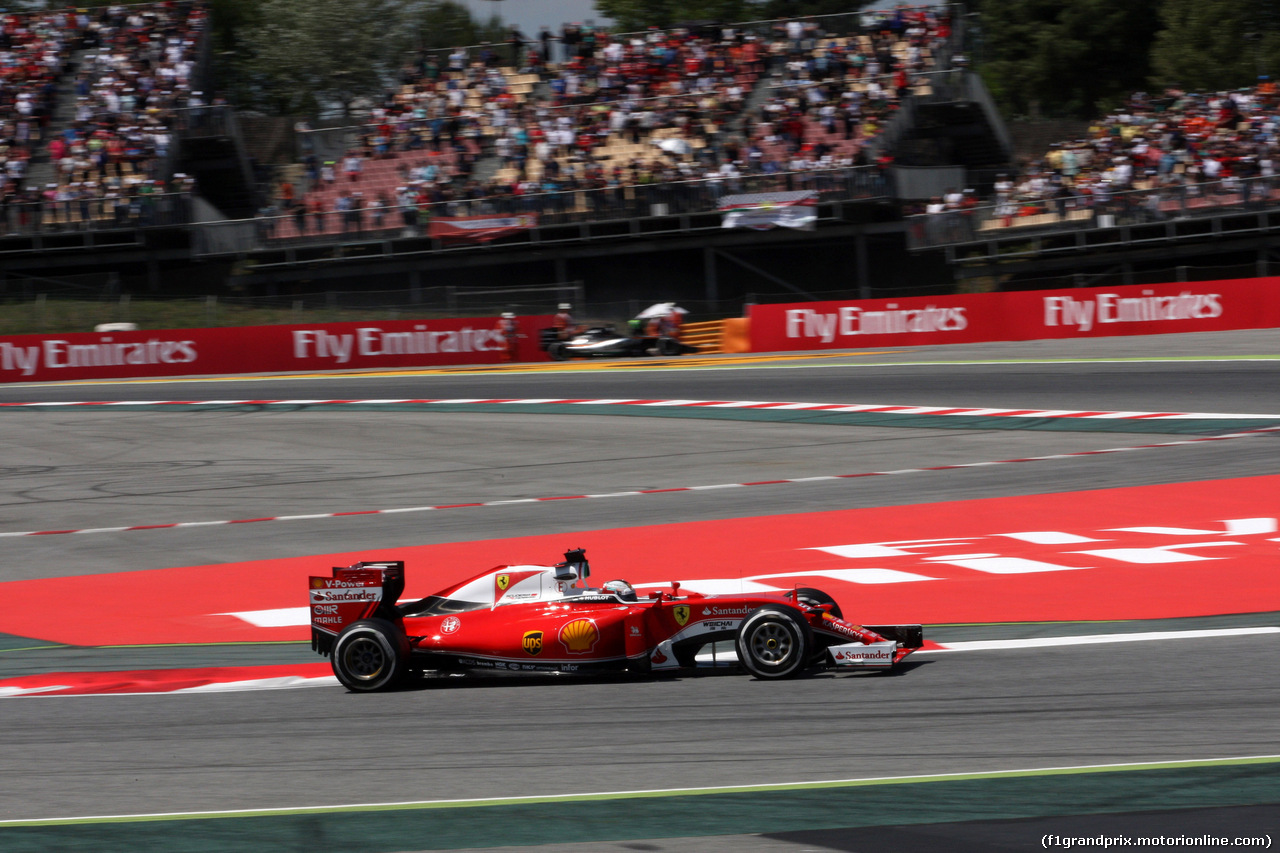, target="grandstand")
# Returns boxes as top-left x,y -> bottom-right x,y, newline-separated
256,5 -> 955,242
6,2 -> 1274,317
908,81 -> 1280,292
0,2 -> 227,231
1,3 -> 960,242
